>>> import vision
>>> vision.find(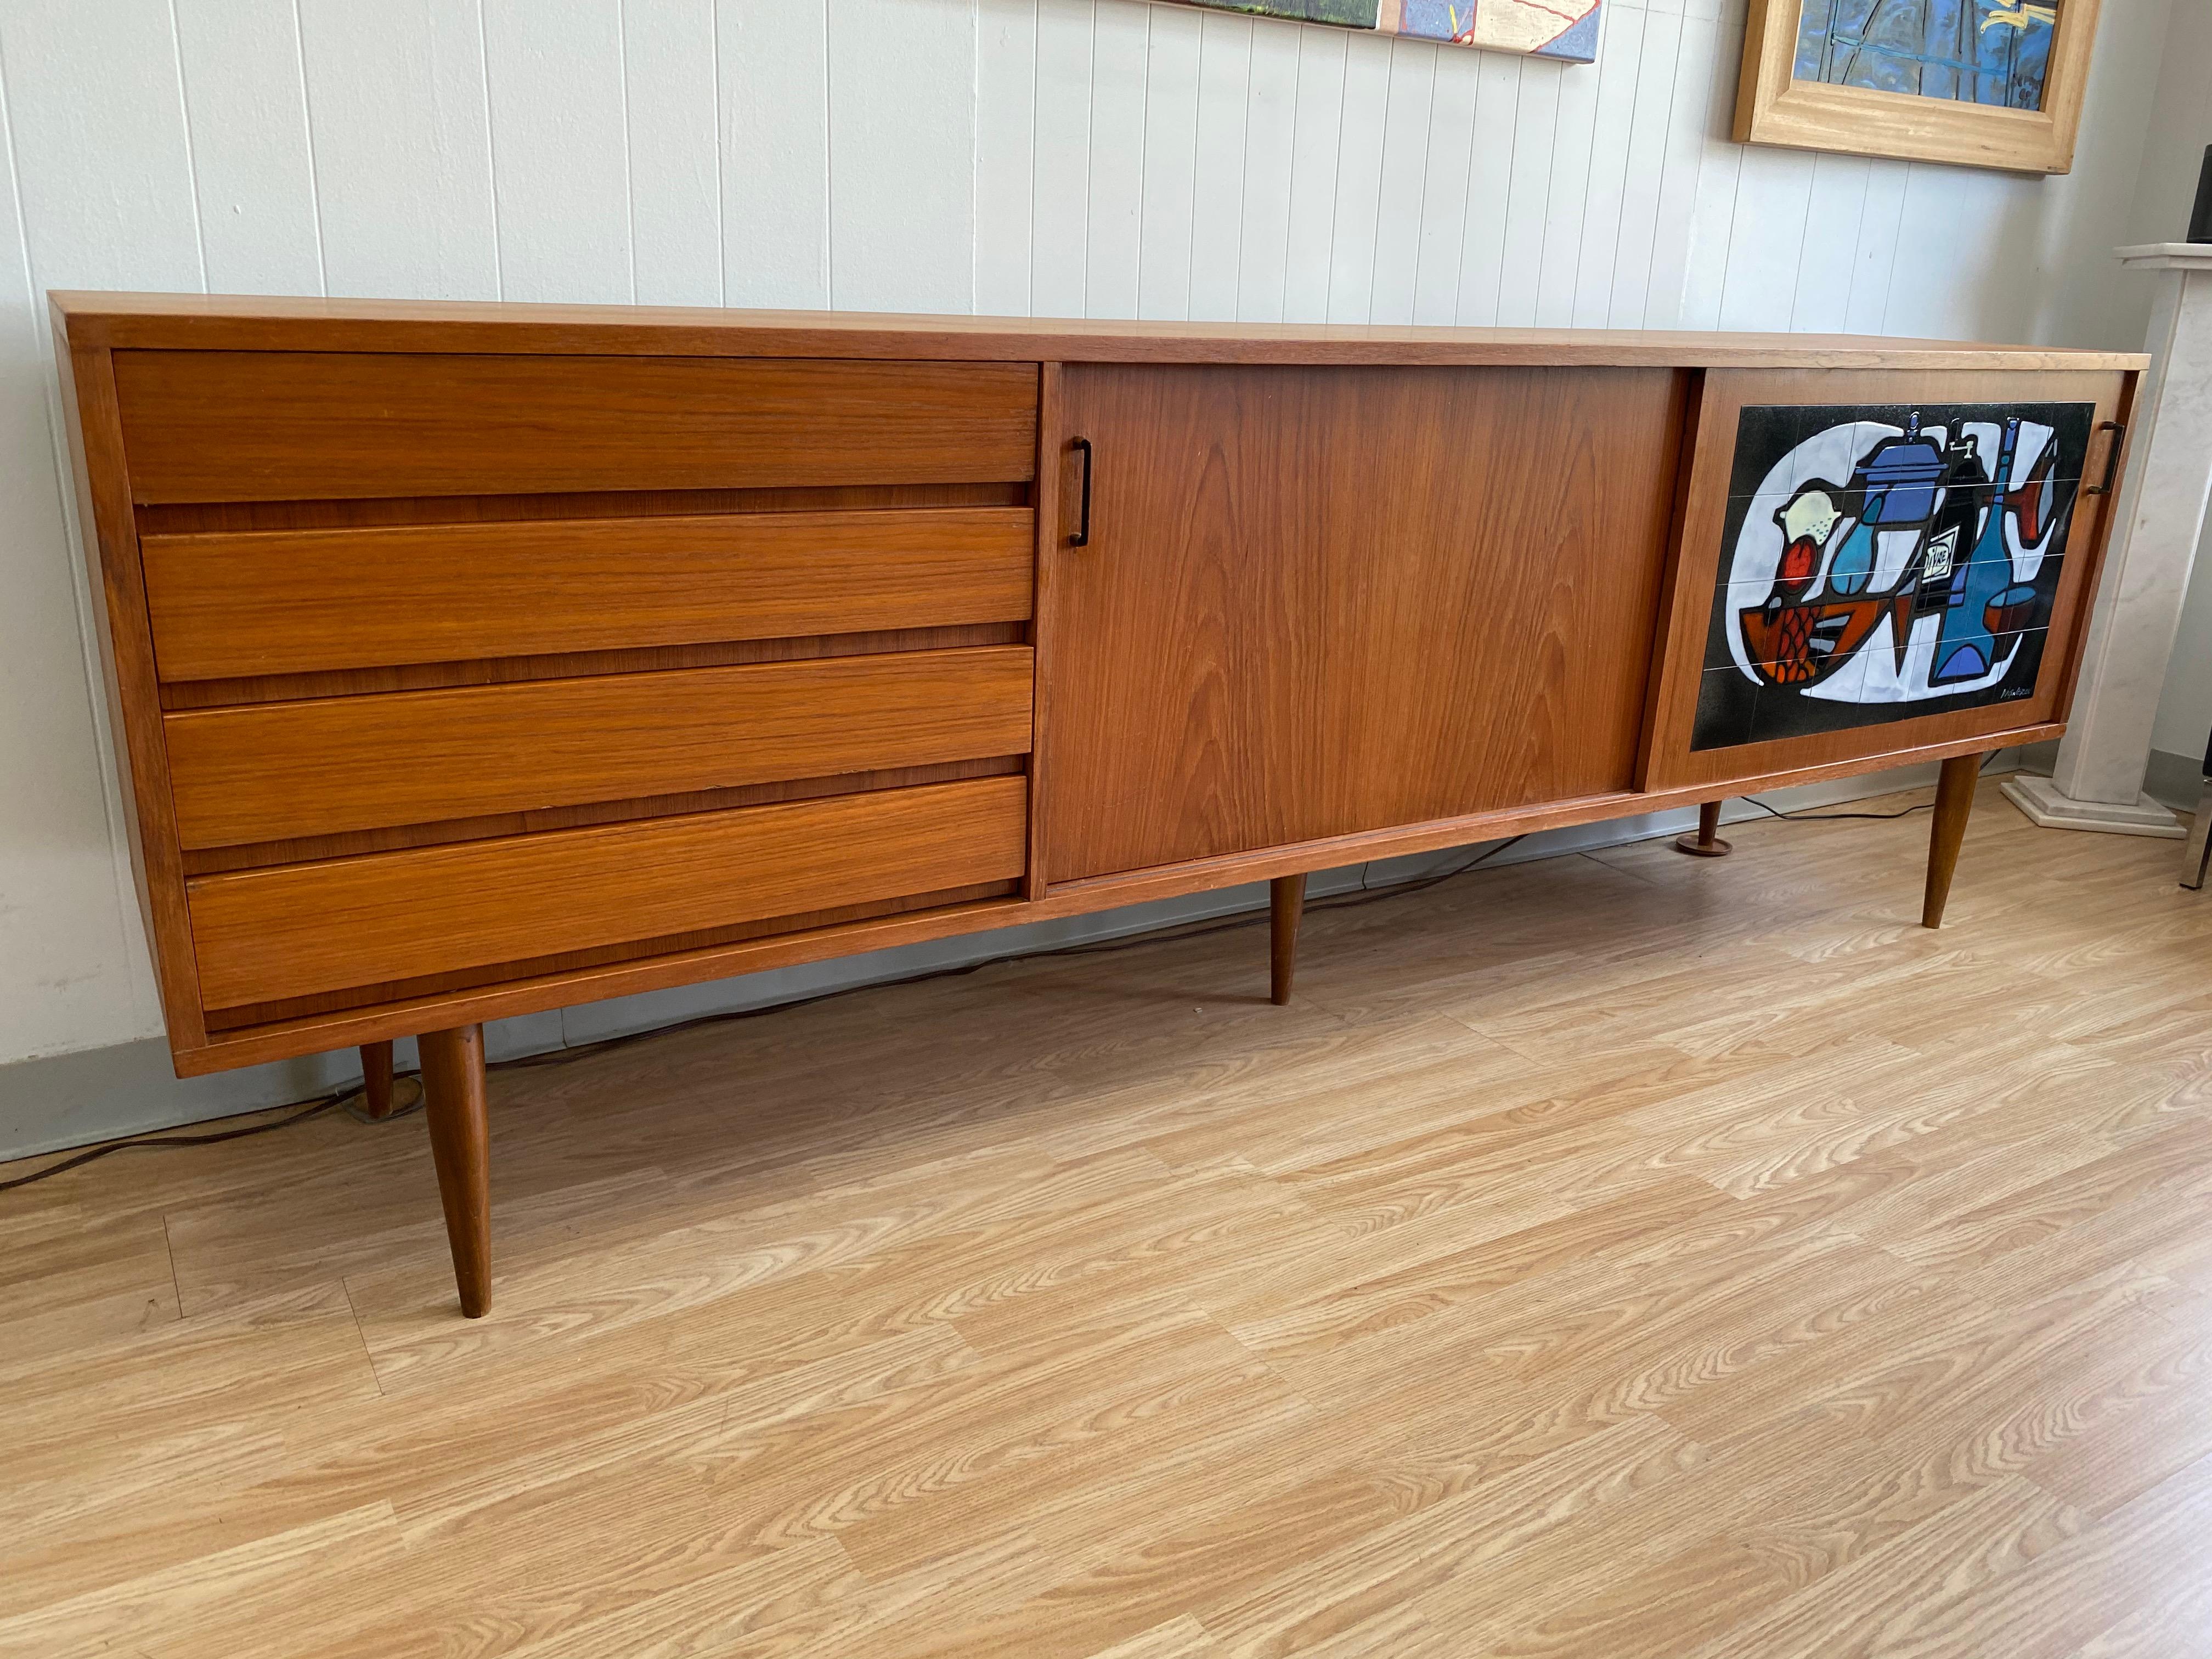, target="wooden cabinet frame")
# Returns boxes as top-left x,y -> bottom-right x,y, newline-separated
49,292 -> 2145,1317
